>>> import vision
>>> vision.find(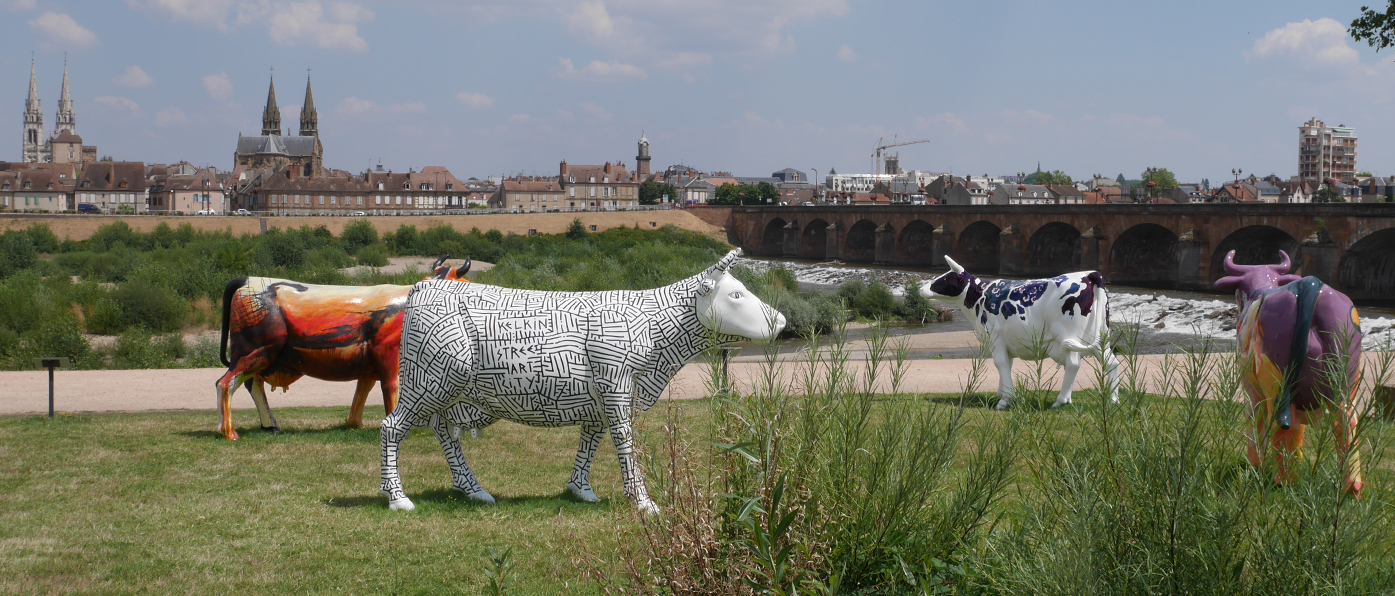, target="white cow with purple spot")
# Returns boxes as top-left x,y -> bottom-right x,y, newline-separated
921,257 -> 1120,409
